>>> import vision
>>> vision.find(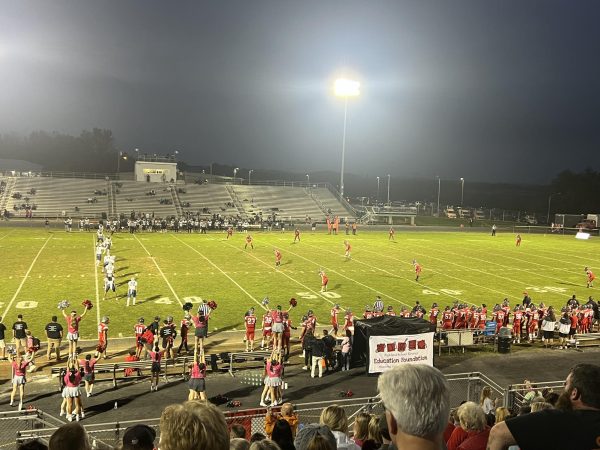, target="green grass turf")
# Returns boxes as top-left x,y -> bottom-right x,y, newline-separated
0,226 -> 598,340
